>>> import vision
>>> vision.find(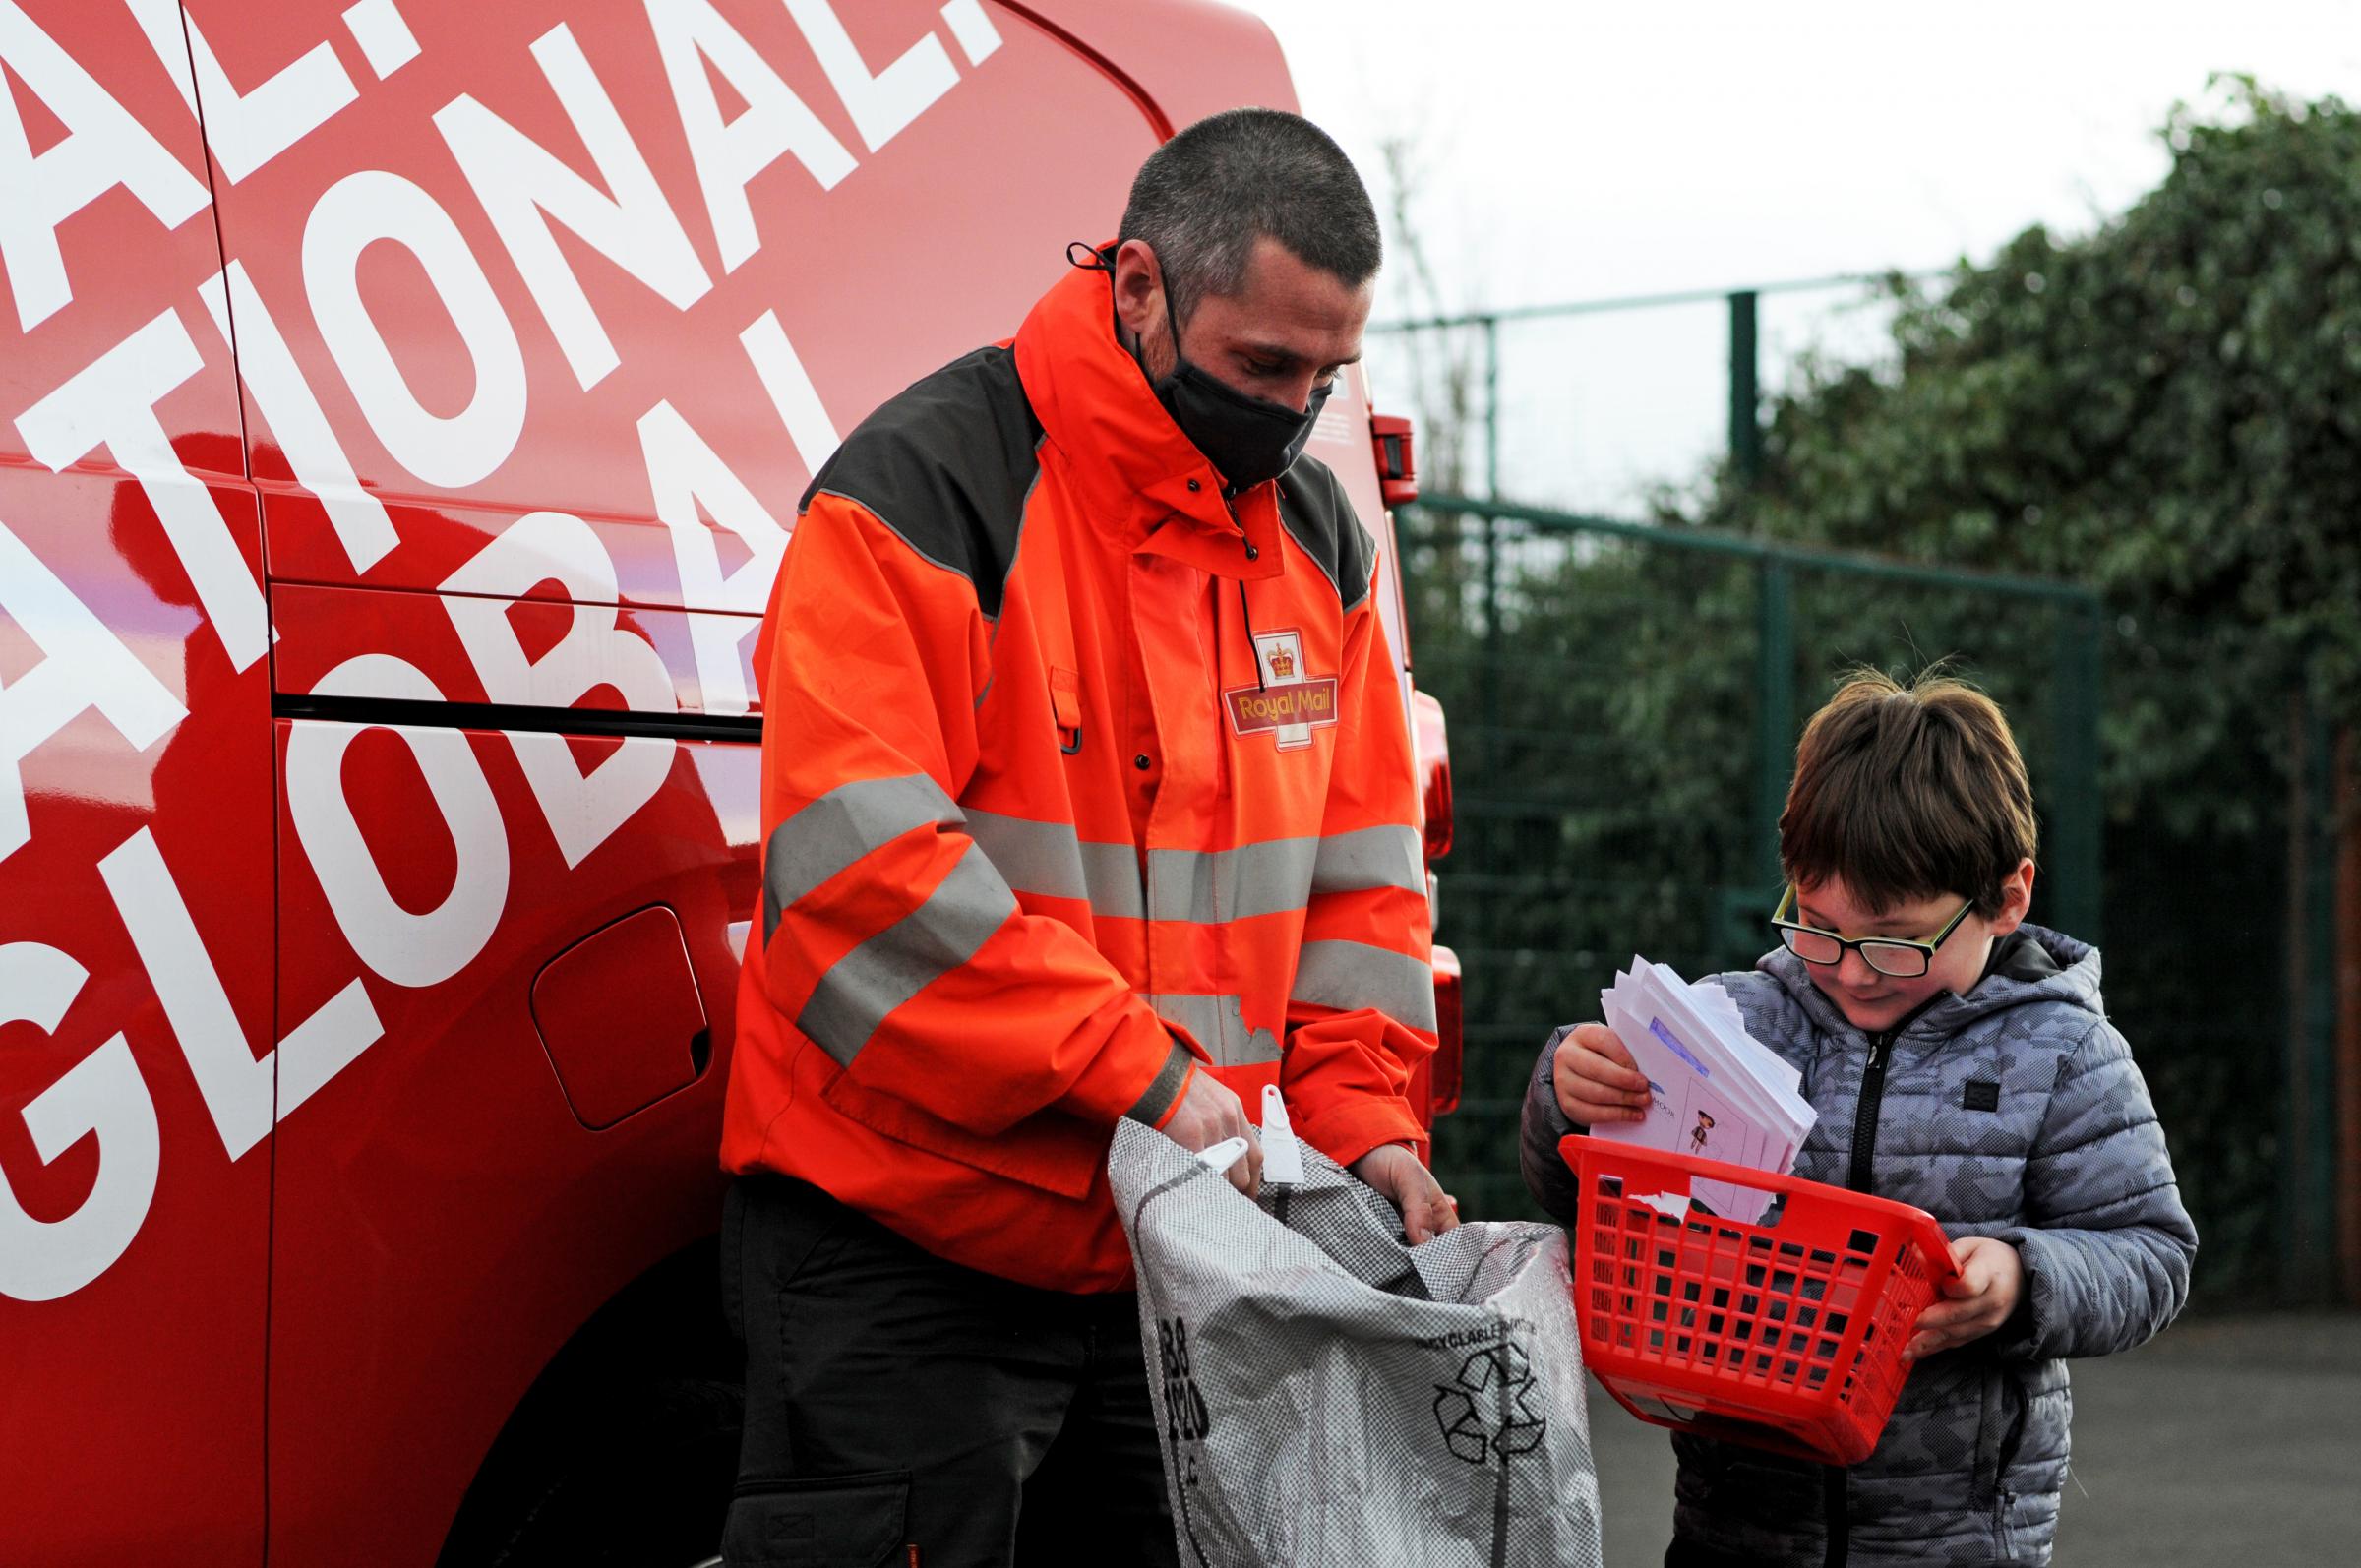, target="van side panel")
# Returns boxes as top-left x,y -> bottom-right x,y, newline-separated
195,0 -> 1164,608
171,0 -> 1157,1558
0,5 -> 267,1563
1007,0 -> 1303,129
4,0 -> 1405,1559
